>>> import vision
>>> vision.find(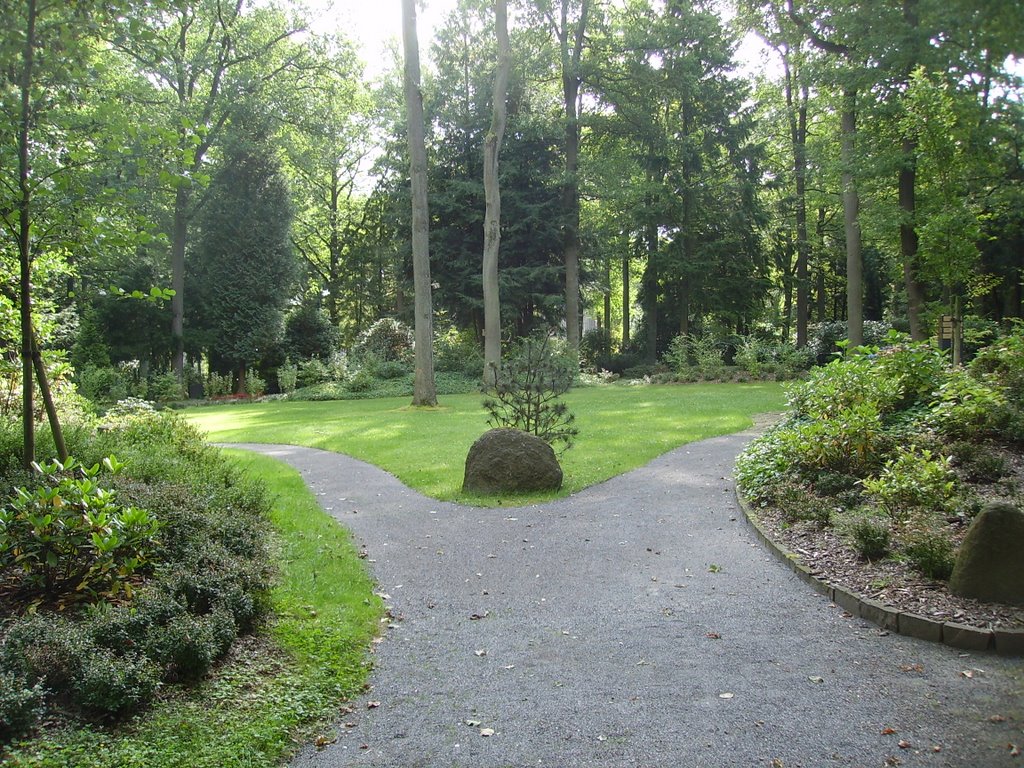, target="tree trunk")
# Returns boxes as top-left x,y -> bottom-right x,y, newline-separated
482,0 -> 510,388
622,246 -> 630,350
841,89 -> 864,349
556,0 -> 589,352
170,183 -> 189,379
18,0 -> 38,468
644,222 -> 658,364
793,88 -> 810,348
31,331 -> 67,462
900,137 -> 926,340
402,0 -> 437,406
